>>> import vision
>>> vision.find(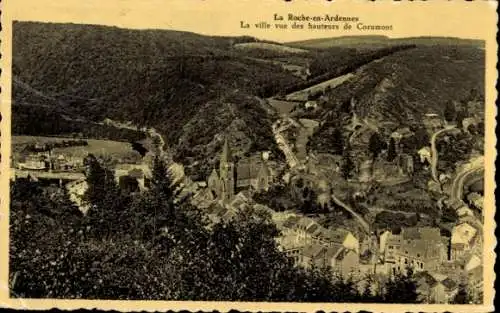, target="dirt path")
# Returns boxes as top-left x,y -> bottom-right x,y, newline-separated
330,194 -> 371,235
